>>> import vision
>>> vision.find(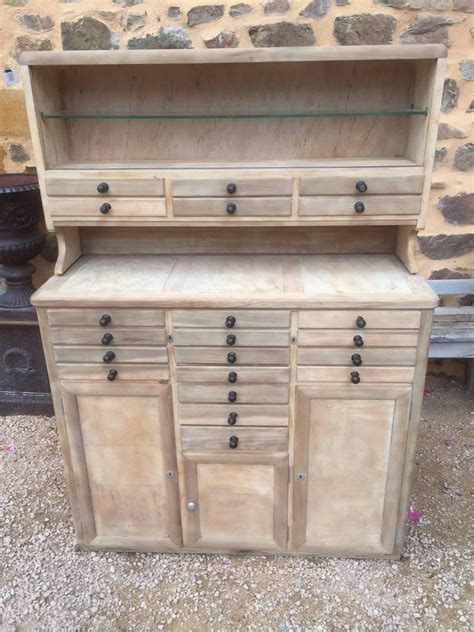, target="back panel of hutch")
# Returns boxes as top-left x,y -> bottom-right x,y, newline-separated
21,45 -> 445,557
